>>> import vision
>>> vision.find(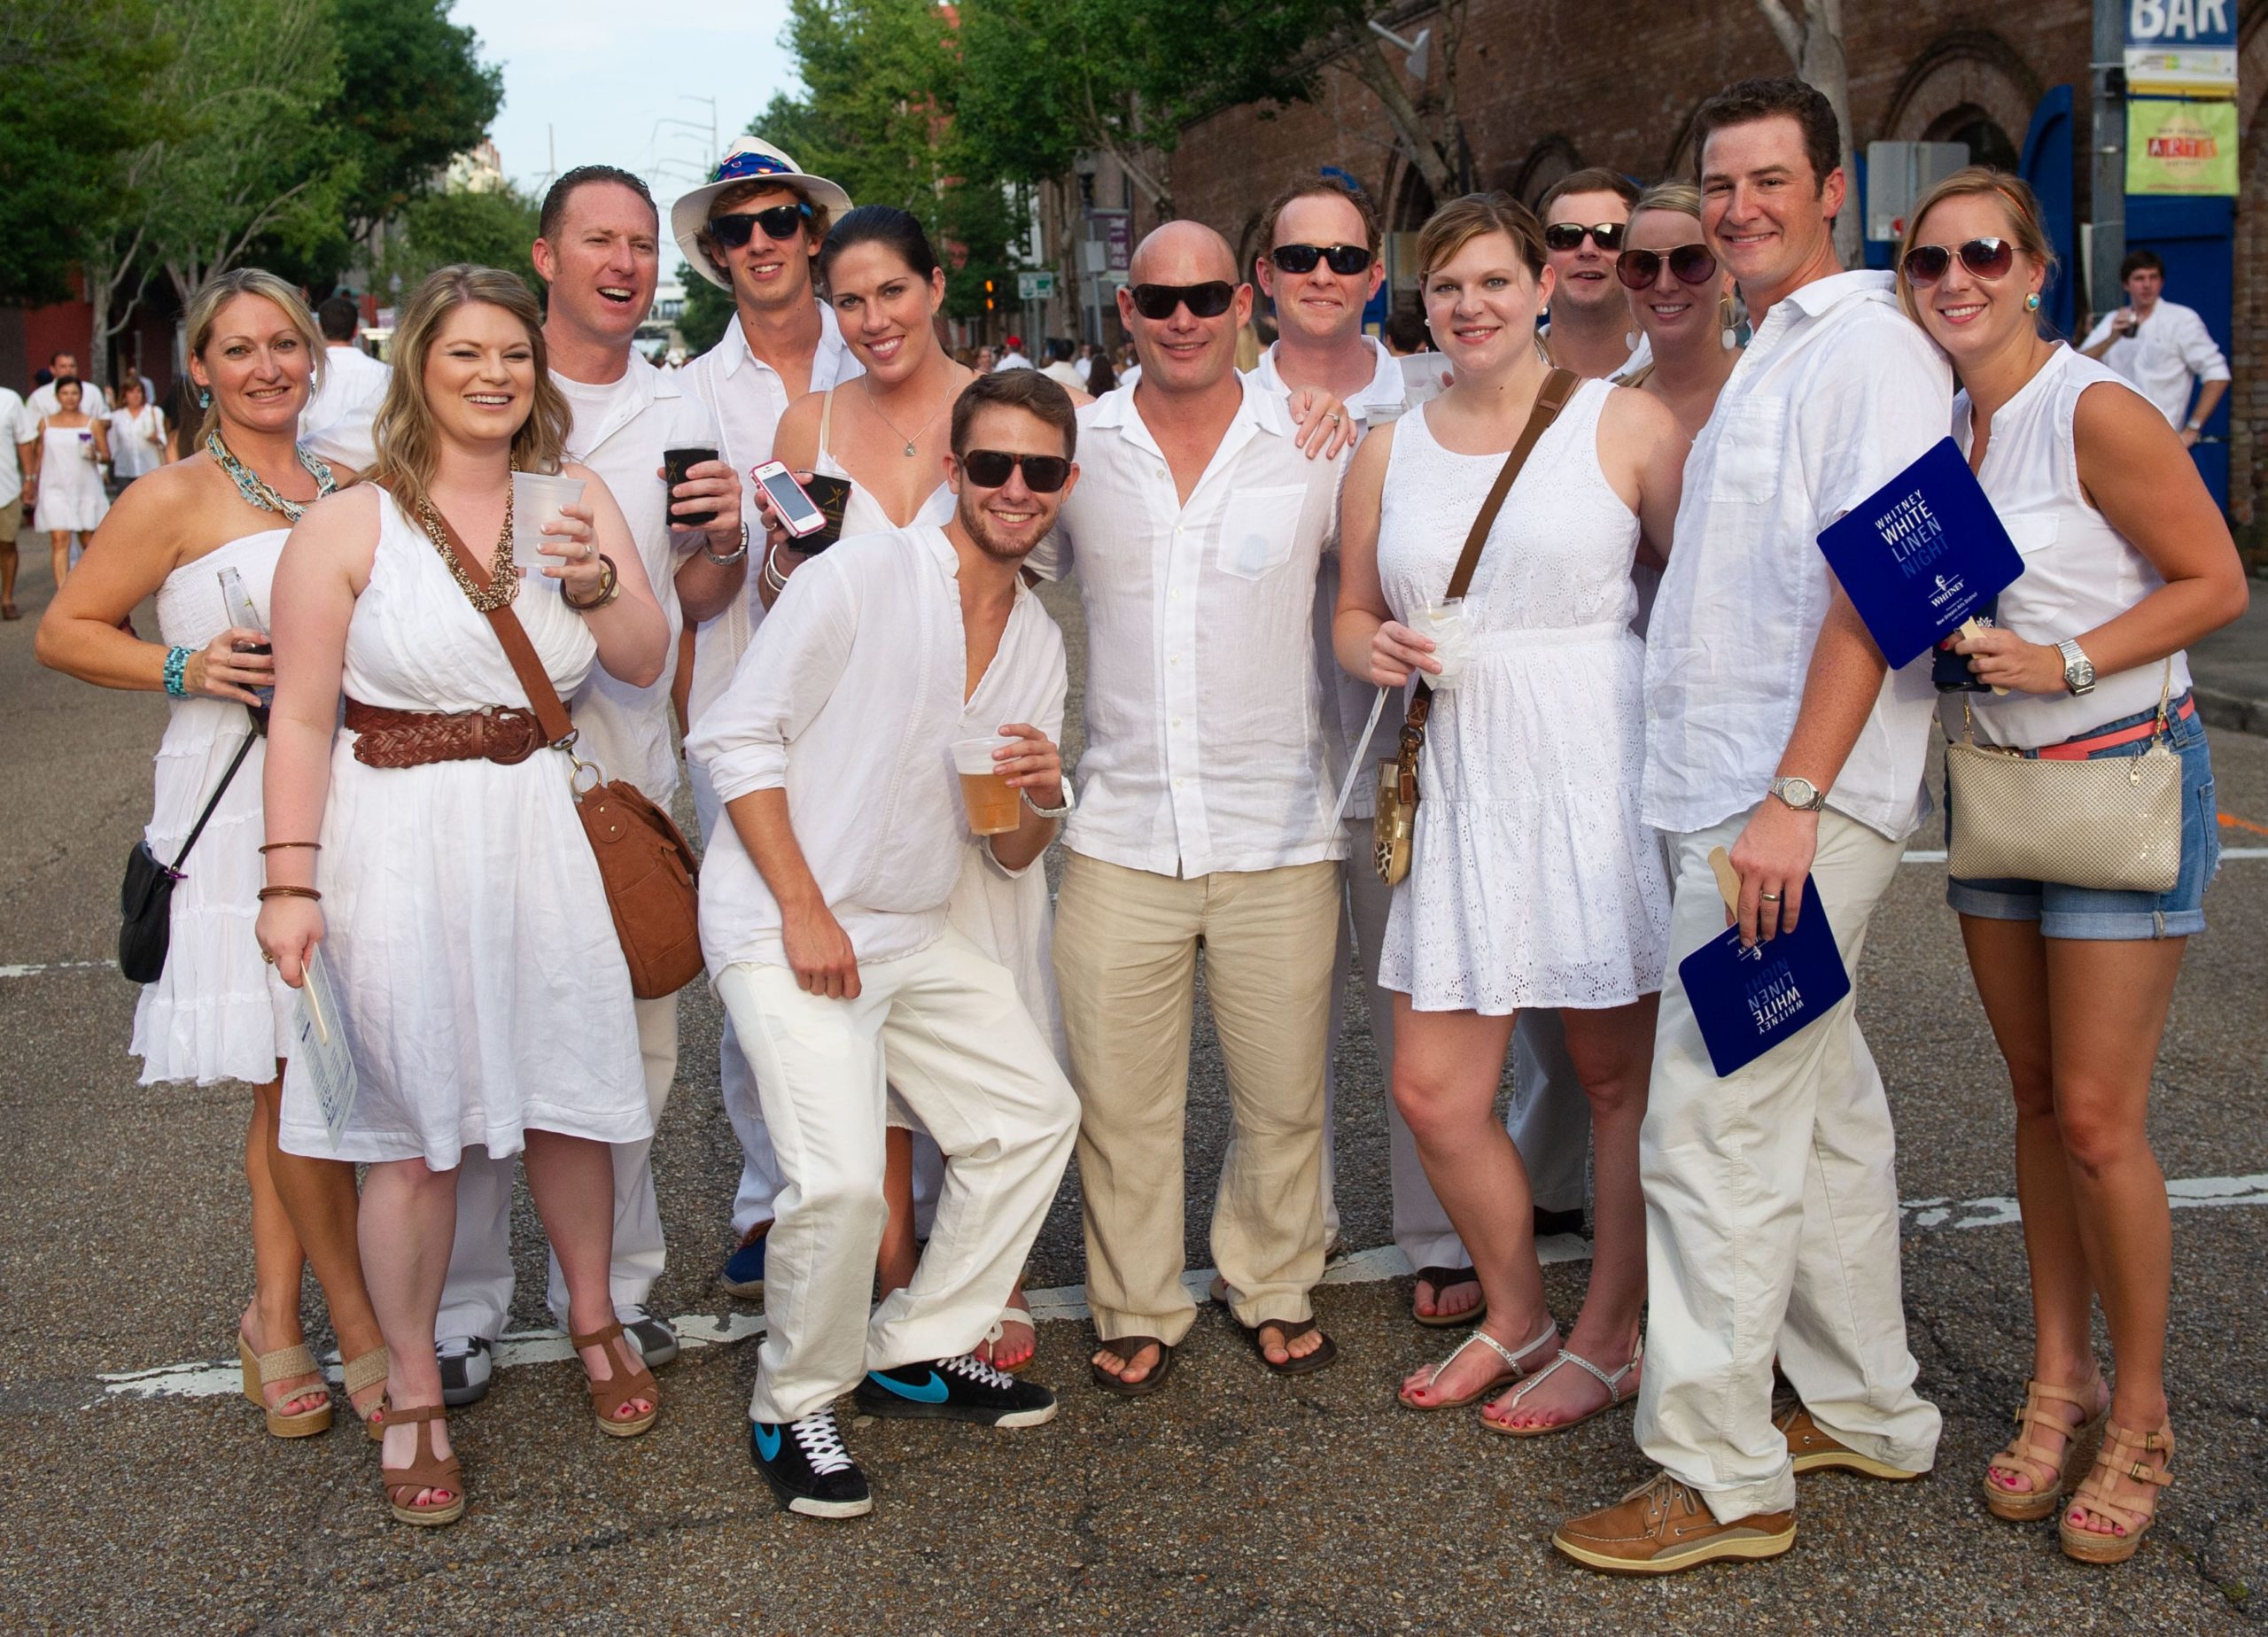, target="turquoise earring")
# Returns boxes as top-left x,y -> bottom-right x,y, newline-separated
198,387 -> 212,407
2024,293 -> 2041,312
